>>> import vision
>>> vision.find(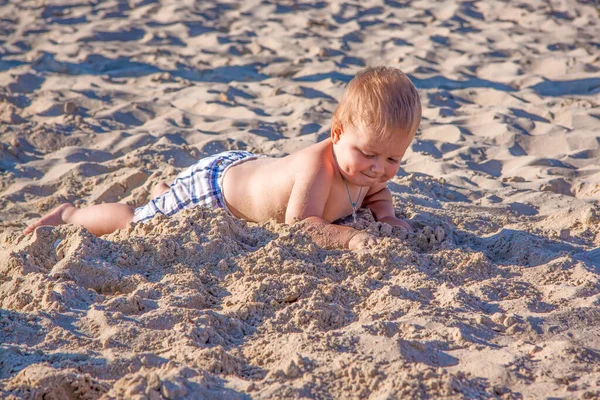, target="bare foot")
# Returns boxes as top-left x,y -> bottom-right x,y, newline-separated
150,182 -> 170,198
23,203 -> 74,235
